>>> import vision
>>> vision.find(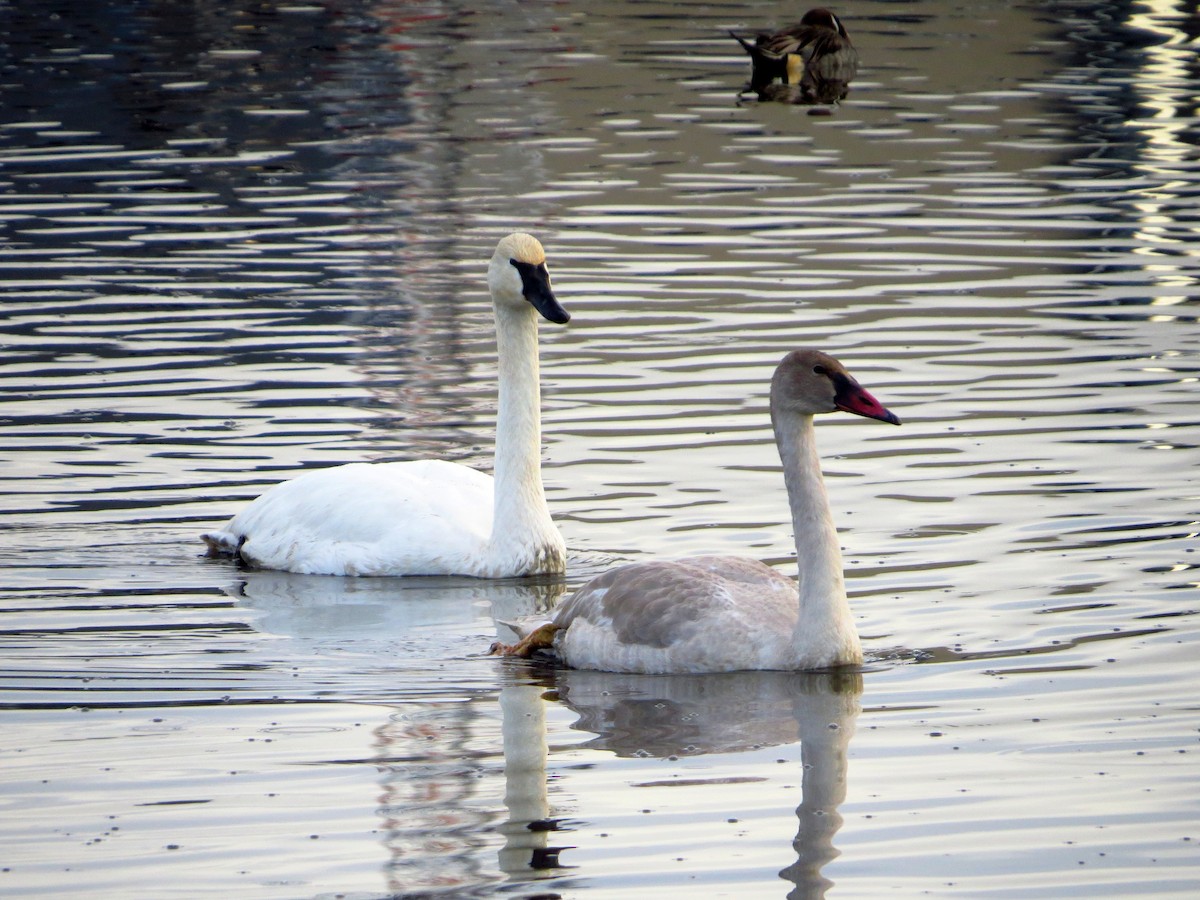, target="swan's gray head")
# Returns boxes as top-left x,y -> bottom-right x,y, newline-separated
487,232 -> 570,324
771,349 -> 900,425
